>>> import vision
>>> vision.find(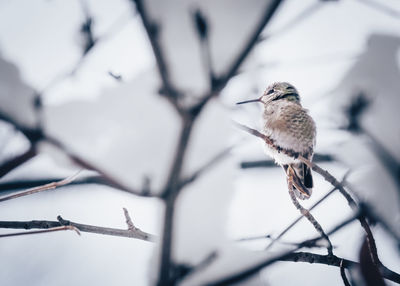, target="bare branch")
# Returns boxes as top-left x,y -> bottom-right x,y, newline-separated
214,0 -> 284,93
0,170 -> 82,203
0,225 -> 81,238
46,136 -> 158,198
206,214 -> 400,286
0,147 -> 37,179
0,215 -> 156,242
287,177 -> 333,255
130,0 -> 182,107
